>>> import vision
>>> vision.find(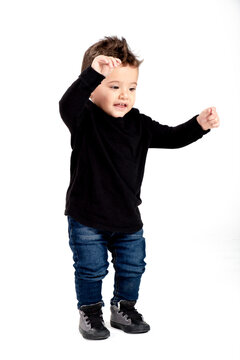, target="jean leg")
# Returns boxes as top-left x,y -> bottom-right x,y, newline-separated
108,228 -> 146,305
67,216 -> 109,308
